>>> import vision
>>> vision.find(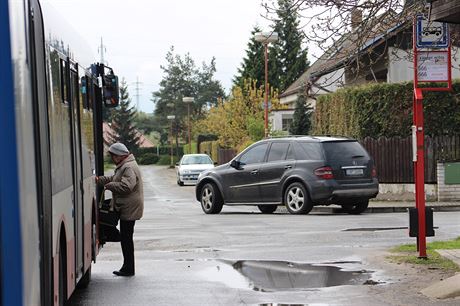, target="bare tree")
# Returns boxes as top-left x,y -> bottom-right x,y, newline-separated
263,1 -> 423,55
262,1 -> 434,87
